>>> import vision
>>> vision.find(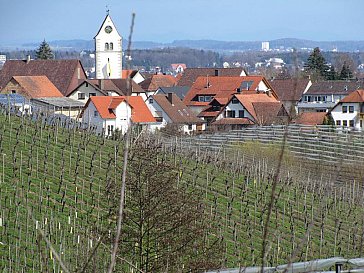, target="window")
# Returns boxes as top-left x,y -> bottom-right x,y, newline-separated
336,120 -> 341,126
232,98 -> 239,104
110,43 -> 113,50
149,98 -> 154,103
349,106 -> 354,113
85,82 -> 89,87
342,106 -> 347,113
241,81 -> 254,90
226,110 -> 235,118
349,120 -> 354,127
238,110 -> 244,118
89,93 -> 96,97
94,111 -> 98,117
343,120 -> 348,127
204,96 -> 212,102
105,43 -> 109,50
198,96 -> 205,102
11,90 -> 16,94
78,93 -> 85,100
188,124 -> 193,130
361,120 -> 363,128
212,105 -> 220,111
107,125 -> 114,136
